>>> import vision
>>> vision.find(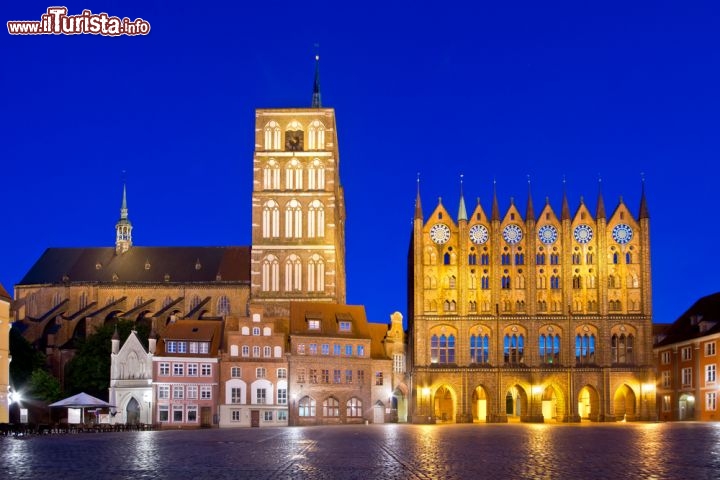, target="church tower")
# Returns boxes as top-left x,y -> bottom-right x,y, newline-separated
115,183 -> 132,254
250,56 -> 347,313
